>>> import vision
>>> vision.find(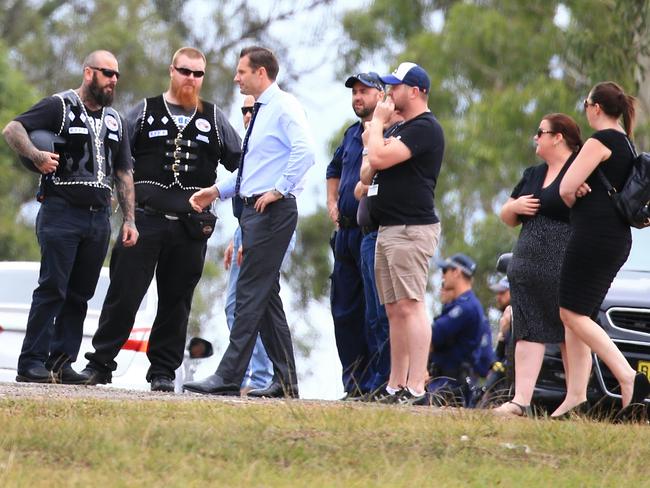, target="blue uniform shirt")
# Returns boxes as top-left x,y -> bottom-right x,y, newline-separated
431,290 -> 489,375
326,122 -> 363,220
